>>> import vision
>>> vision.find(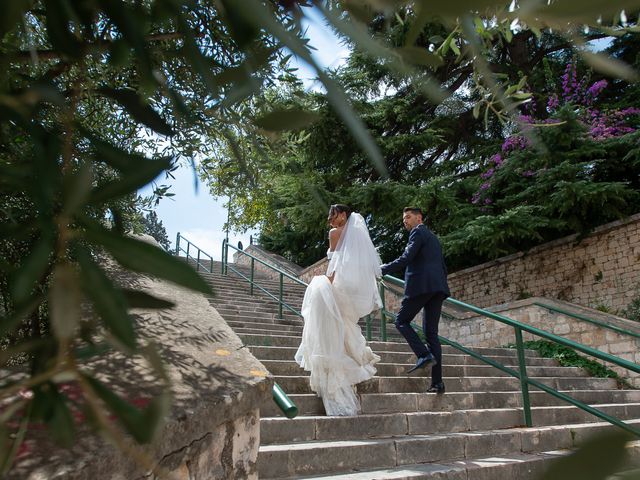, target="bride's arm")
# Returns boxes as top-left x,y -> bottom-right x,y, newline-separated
328,227 -> 341,252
